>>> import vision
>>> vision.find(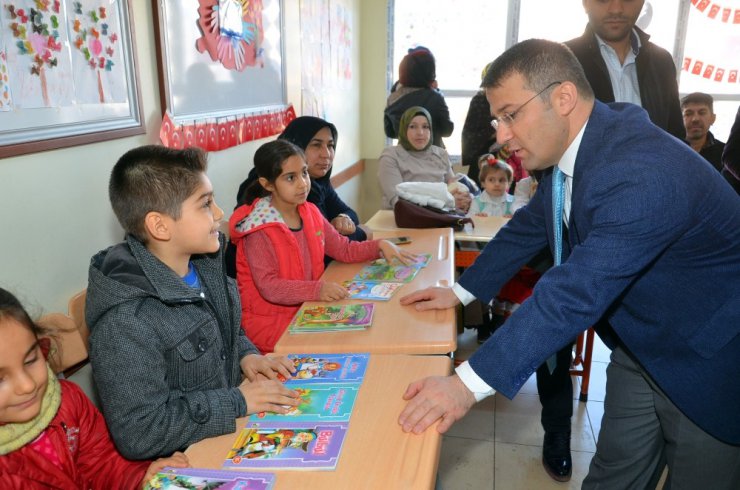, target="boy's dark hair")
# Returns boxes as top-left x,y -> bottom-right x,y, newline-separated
243,140 -> 305,204
478,155 -> 513,183
0,287 -> 48,340
482,39 -> 593,100
681,92 -> 714,112
109,145 -> 208,242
